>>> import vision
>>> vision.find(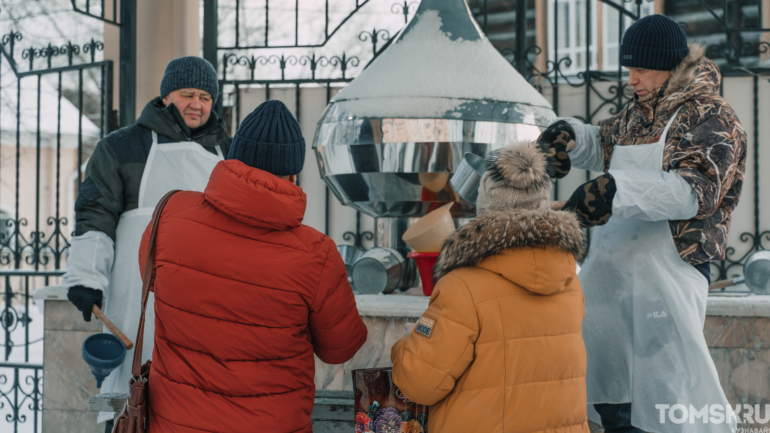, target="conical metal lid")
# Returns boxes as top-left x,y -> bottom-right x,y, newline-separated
327,0 -> 553,124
